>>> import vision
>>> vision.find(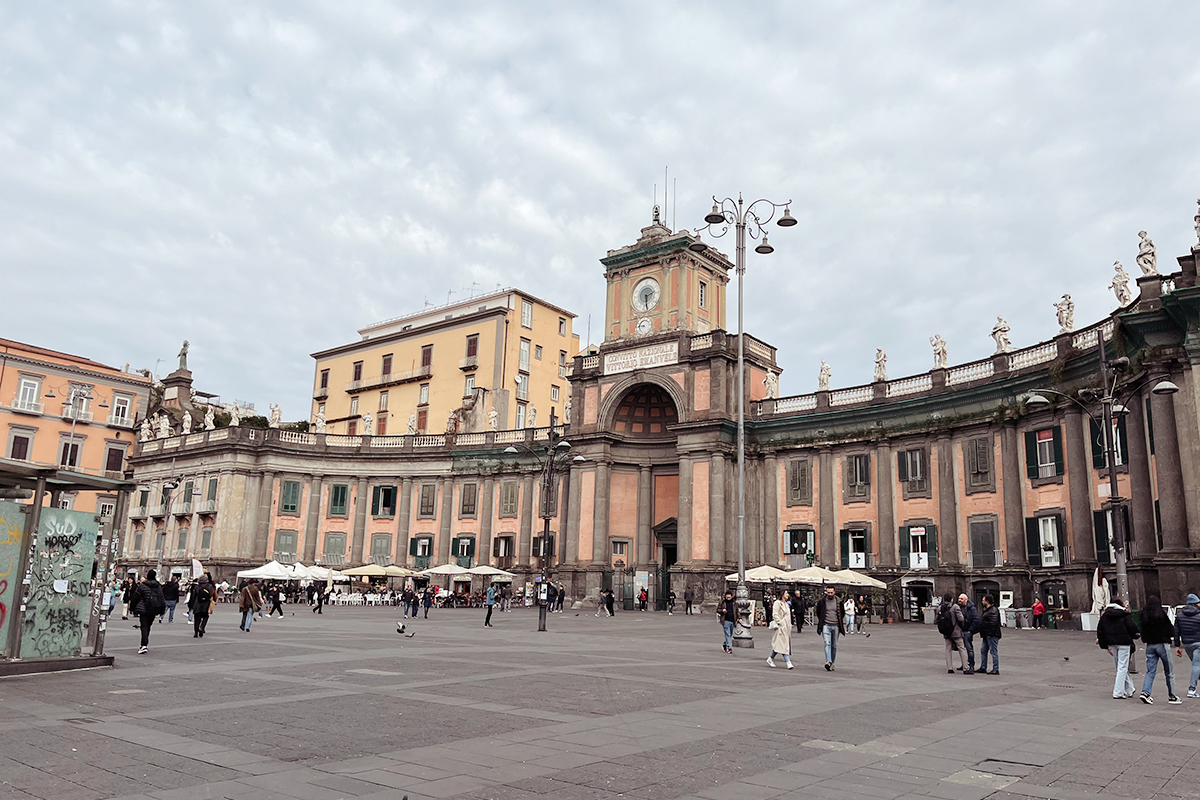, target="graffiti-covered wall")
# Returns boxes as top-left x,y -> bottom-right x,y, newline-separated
0,501 -> 24,649
21,507 -> 97,659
